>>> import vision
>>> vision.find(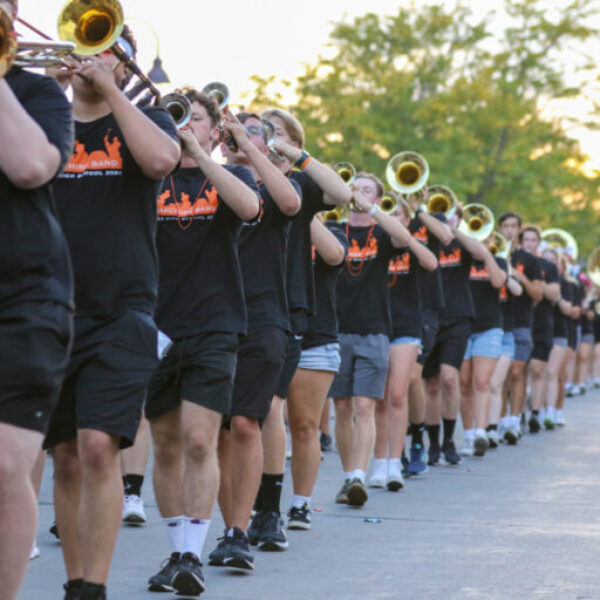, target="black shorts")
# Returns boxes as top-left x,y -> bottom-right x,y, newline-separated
274,332 -> 303,399
145,331 -> 239,420
225,326 -> 286,423
423,318 -> 471,379
531,342 -> 552,362
44,310 -> 159,450
0,301 -> 72,434
417,308 -> 440,367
